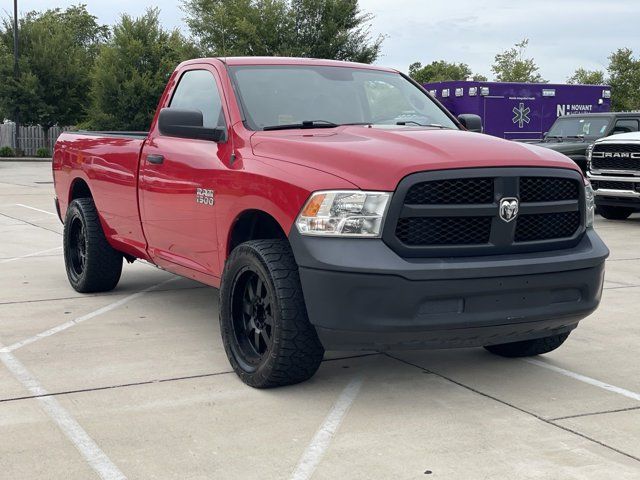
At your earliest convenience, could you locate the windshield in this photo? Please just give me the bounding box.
[229,65,458,131]
[547,116,610,139]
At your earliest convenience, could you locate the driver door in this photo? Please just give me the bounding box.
[139,67,232,279]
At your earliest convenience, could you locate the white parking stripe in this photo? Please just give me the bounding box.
[0,246,62,264]
[1,278,176,354]
[15,203,57,216]
[525,358,640,402]
[0,347,127,480]
[290,376,363,480]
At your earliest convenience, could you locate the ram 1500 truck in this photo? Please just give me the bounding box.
[587,131,640,219]
[533,112,640,173]
[53,57,609,388]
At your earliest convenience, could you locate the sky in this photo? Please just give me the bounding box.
[5,0,640,82]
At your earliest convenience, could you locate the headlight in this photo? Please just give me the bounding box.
[296,190,391,237]
[585,181,595,228]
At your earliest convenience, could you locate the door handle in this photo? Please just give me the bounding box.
[147,154,164,165]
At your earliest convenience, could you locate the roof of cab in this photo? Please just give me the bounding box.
[178,56,397,73]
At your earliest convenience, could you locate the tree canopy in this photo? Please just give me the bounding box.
[182,0,383,63]
[491,39,546,83]
[607,48,640,112]
[84,8,198,131]
[567,68,605,85]
[408,60,480,84]
[2,2,639,135]
[0,5,108,130]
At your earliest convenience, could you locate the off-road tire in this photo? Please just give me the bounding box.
[598,205,634,220]
[219,239,324,388]
[63,198,123,293]
[484,331,571,358]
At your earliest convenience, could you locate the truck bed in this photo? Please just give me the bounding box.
[53,131,149,259]
[72,130,148,139]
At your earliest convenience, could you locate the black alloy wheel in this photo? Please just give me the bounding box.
[63,198,123,293]
[67,216,87,283]
[219,240,324,388]
[231,269,274,368]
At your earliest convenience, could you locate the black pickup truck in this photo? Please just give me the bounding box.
[533,113,640,172]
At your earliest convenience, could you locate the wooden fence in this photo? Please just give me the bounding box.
[0,122,72,157]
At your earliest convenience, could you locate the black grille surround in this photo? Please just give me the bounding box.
[591,143,640,171]
[382,168,586,258]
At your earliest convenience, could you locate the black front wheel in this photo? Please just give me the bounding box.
[219,240,324,388]
[63,198,123,293]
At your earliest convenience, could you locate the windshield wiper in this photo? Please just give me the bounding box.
[396,121,450,129]
[263,120,339,131]
[566,135,585,140]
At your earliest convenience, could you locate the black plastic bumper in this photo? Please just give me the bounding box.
[290,229,608,350]
[595,196,640,210]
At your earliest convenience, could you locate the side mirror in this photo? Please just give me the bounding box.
[158,108,225,142]
[457,114,483,133]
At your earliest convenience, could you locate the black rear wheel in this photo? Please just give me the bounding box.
[63,198,123,293]
[220,239,324,388]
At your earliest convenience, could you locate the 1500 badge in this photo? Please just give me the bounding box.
[196,188,215,206]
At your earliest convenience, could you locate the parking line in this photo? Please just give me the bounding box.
[15,203,57,216]
[0,346,127,480]
[290,376,363,480]
[0,246,62,264]
[1,277,176,354]
[525,358,640,402]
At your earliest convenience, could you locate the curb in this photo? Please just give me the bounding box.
[0,157,52,162]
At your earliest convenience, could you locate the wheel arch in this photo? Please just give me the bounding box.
[68,177,93,203]
[226,209,288,255]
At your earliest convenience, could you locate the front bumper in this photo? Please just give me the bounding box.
[588,173,640,209]
[290,229,608,350]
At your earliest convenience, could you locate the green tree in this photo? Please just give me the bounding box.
[567,68,605,85]
[182,0,383,63]
[85,8,198,131]
[0,6,108,141]
[491,39,546,83]
[607,48,640,112]
[408,60,476,83]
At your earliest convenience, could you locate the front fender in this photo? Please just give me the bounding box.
[216,155,358,259]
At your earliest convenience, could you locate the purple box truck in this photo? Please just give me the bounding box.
[424,81,611,141]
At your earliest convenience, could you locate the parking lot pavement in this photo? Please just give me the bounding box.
[1,161,639,479]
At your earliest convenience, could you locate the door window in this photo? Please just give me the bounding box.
[169,70,225,128]
[613,119,639,134]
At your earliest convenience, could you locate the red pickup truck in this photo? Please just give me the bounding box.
[53,57,608,388]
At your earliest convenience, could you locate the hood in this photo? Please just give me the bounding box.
[532,140,588,155]
[251,126,581,191]
[597,131,640,143]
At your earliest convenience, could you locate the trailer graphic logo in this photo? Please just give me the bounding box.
[512,103,531,128]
